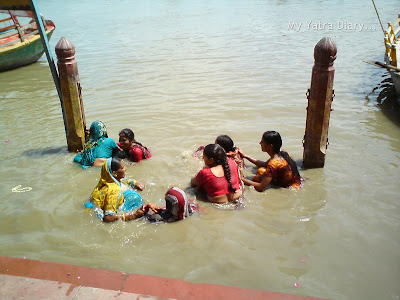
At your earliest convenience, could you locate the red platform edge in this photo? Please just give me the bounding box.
[0,256,326,300]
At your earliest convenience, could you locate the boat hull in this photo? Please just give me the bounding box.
[0,27,55,72]
[389,70,400,95]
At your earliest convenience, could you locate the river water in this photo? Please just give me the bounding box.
[1,1,399,299]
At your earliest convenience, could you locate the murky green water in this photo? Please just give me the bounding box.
[1,1,399,299]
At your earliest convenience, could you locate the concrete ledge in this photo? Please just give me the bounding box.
[0,256,326,299]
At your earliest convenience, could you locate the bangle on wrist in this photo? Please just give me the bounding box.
[122,213,125,221]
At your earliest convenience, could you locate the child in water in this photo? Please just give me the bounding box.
[214,135,246,173]
[146,187,198,223]
[193,135,245,172]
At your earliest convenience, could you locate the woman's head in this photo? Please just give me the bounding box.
[261,131,301,178]
[261,131,282,153]
[110,158,126,181]
[203,144,227,167]
[215,135,235,153]
[89,121,108,141]
[119,128,135,151]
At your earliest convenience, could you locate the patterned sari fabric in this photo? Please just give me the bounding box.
[253,158,302,189]
[74,121,118,168]
[226,148,246,172]
[88,158,142,220]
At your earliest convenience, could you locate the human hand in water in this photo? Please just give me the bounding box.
[135,182,145,191]
[133,208,145,218]
[146,203,161,213]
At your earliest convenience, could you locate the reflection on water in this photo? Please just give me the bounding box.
[1,1,400,299]
[366,73,400,127]
[21,146,68,157]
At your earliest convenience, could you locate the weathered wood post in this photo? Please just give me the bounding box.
[303,37,337,168]
[55,37,86,152]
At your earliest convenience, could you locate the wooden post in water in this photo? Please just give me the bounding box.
[55,37,86,152]
[303,37,337,168]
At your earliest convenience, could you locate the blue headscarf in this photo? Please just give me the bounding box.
[74,121,108,167]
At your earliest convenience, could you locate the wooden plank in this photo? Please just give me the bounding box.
[363,60,400,72]
[0,17,13,23]
[390,16,400,28]
[0,28,18,38]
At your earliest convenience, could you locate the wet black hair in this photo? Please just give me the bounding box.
[113,150,127,159]
[262,131,301,178]
[110,157,123,172]
[203,144,236,193]
[215,135,235,152]
[119,128,147,149]
[119,128,135,141]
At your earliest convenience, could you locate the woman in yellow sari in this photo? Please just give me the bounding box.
[90,157,159,222]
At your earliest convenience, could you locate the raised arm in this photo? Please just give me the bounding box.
[238,149,268,168]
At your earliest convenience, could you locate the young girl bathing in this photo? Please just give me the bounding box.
[193,134,245,172]
[215,134,246,173]
[146,187,198,223]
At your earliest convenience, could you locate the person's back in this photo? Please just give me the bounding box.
[197,159,240,196]
[74,121,119,168]
[191,144,242,203]
[95,137,119,159]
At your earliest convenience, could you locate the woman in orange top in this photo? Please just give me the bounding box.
[239,131,302,192]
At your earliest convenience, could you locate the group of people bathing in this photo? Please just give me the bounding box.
[76,121,302,224]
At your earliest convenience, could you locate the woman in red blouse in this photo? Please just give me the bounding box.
[191,144,242,203]
[117,128,152,162]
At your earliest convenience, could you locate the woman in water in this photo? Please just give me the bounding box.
[74,121,120,168]
[191,144,242,203]
[239,131,302,192]
[117,128,152,162]
[89,158,160,222]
